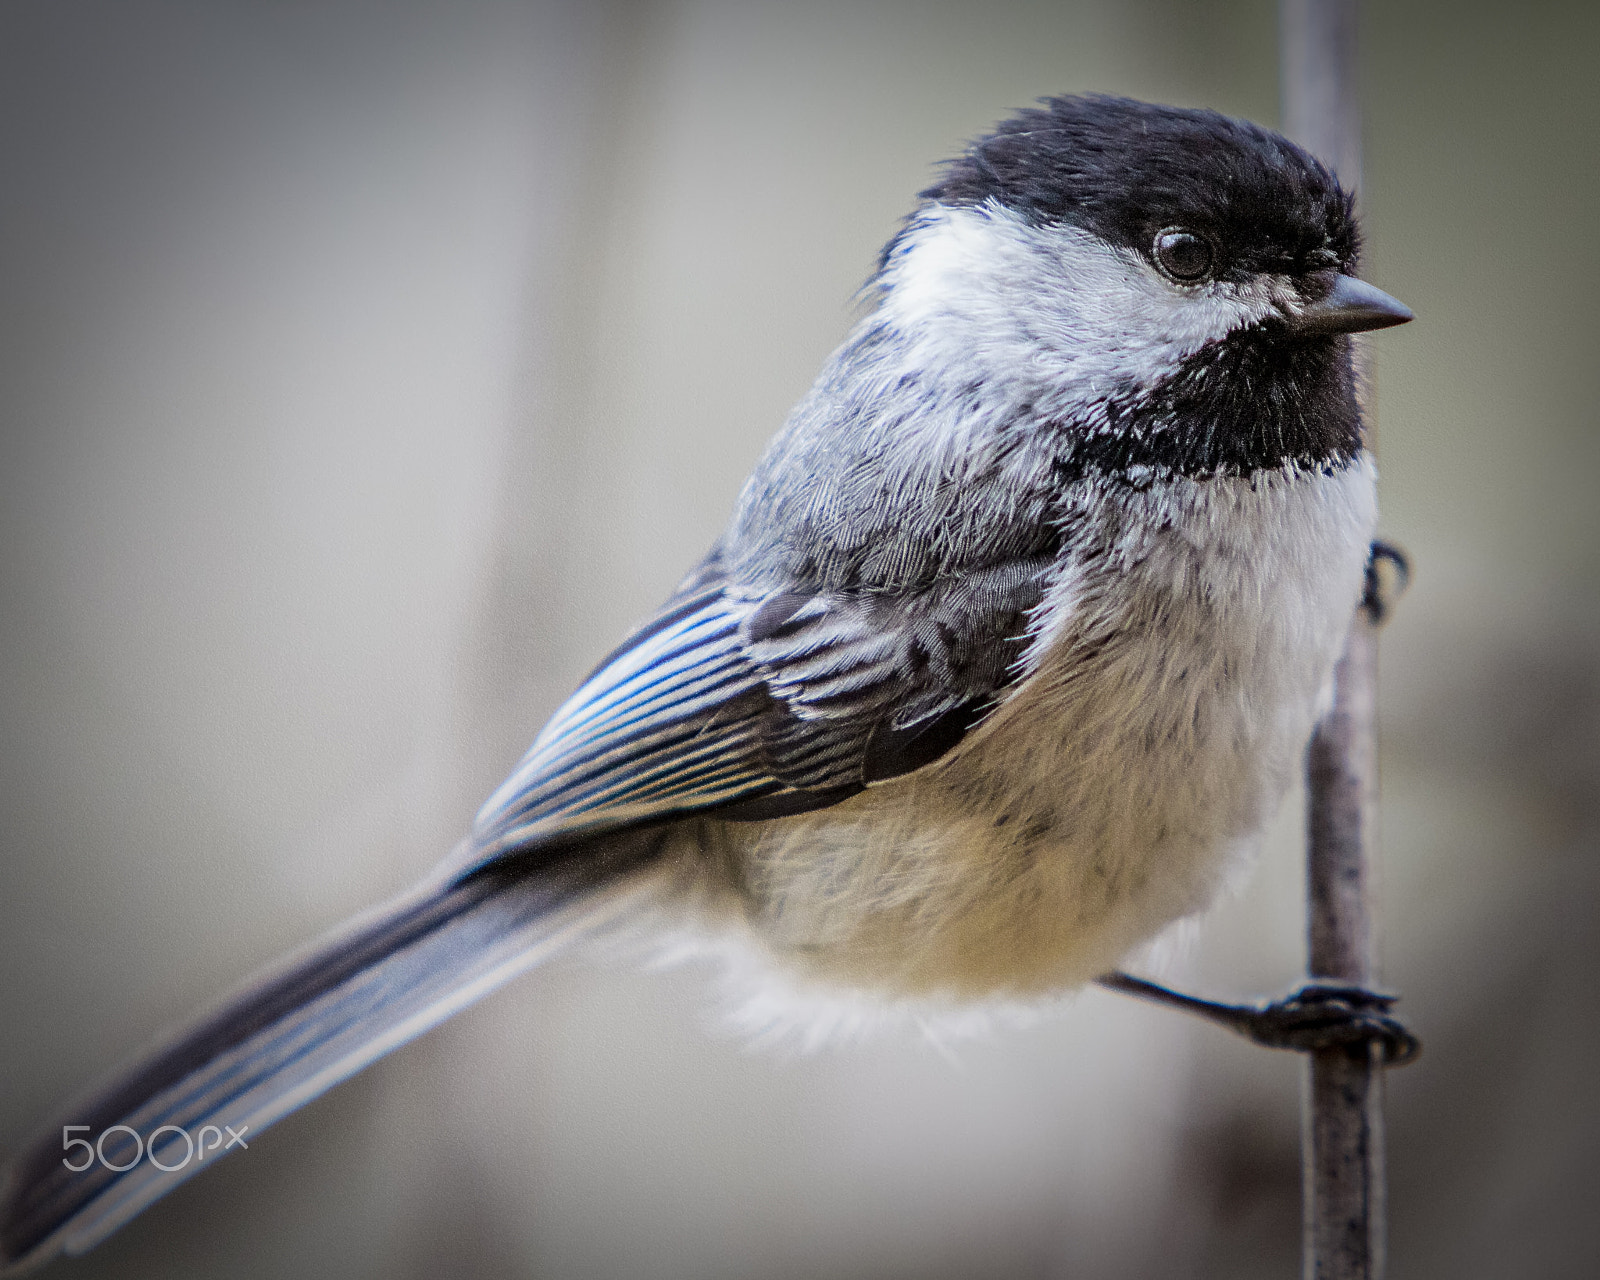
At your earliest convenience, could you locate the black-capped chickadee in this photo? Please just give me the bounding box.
[1,94,1412,1271]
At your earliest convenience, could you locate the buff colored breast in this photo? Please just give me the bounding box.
[698,459,1377,1004]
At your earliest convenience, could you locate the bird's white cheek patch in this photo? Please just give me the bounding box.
[878,205,1270,402]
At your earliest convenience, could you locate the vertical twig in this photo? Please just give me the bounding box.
[1304,626,1386,1280]
[1281,3,1388,1278]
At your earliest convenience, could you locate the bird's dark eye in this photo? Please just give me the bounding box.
[1153,229,1214,282]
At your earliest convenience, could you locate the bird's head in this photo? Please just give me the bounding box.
[871,95,1412,479]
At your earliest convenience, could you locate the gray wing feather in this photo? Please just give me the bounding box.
[469,591,783,858]
[468,325,1079,865]
[467,549,1058,866]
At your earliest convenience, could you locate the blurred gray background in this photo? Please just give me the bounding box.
[1,1,1596,1276]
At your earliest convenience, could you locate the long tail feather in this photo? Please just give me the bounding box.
[0,833,661,1273]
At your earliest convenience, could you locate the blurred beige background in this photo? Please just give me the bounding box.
[1,1,1596,1277]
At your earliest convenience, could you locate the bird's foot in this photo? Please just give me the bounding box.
[1362,539,1410,625]
[1096,972,1421,1067]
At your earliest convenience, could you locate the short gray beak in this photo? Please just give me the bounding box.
[1290,274,1414,335]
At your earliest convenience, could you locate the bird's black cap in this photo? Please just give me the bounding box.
[911,95,1358,280]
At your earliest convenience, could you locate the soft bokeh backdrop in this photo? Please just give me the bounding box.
[2,1,1595,1277]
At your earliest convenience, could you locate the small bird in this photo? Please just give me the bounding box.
[0,94,1412,1271]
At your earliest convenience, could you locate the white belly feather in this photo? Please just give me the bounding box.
[676,459,1377,1014]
